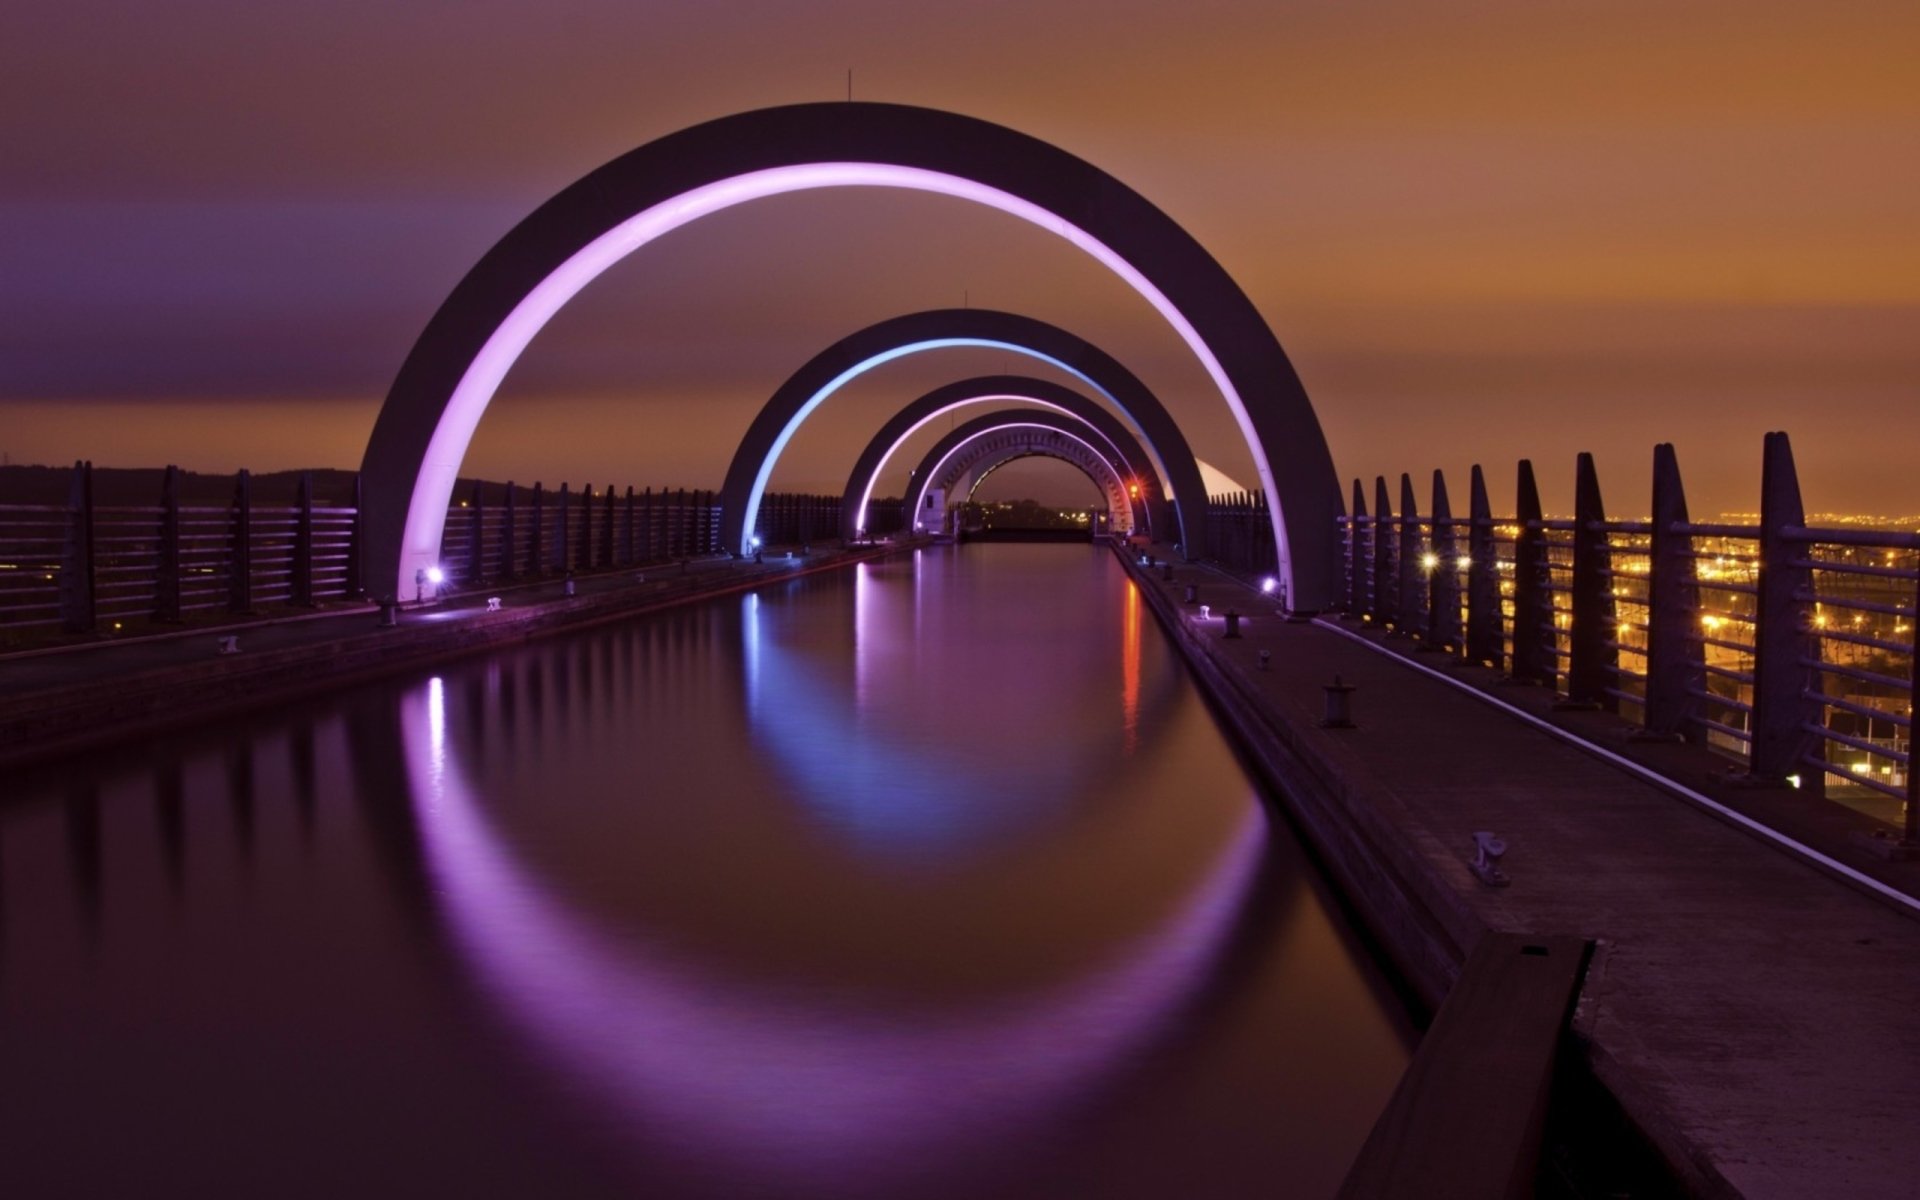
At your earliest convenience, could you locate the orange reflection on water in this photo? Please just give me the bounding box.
[1122,579,1141,755]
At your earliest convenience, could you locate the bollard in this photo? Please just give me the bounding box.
[1469,831,1510,887]
[563,573,577,598]
[1200,603,1211,620]
[215,635,240,656]
[486,596,502,612]
[378,597,398,628]
[754,550,763,564]
[1258,649,1272,670]
[1183,583,1197,604]
[1224,609,1242,638]
[1321,675,1356,728]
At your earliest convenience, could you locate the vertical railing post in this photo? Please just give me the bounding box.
[1427,470,1460,653]
[1567,453,1617,708]
[576,484,593,572]
[529,482,544,575]
[154,464,182,623]
[229,468,254,615]
[1749,431,1820,783]
[1347,479,1369,617]
[1398,474,1423,639]
[60,459,97,634]
[467,480,484,585]
[1373,477,1395,628]
[1643,444,1703,741]
[623,486,636,566]
[1512,460,1552,685]
[1466,465,1500,666]
[555,482,571,575]
[1901,569,1920,849]
[500,482,518,581]
[293,471,316,607]
[345,473,364,600]
[602,484,616,566]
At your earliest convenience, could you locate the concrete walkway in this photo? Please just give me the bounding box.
[1123,545,1920,1198]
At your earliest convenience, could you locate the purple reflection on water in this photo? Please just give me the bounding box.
[404,672,1266,1187]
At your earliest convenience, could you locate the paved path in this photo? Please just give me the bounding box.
[1125,545,1920,1198]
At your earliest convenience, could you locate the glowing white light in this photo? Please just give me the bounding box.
[425,565,445,585]
[395,162,1282,589]
[1261,577,1278,594]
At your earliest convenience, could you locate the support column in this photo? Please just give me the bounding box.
[1643,444,1703,741]
[1398,474,1423,639]
[466,480,485,585]
[154,464,182,623]
[345,473,364,599]
[500,483,518,581]
[623,486,636,566]
[1512,460,1552,685]
[1348,479,1369,617]
[1749,431,1820,782]
[529,483,544,576]
[229,468,254,615]
[293,471,317,606]
[1427,470,1460,653]
[601,484,616,566]
[60,460,96,634]
[1567,452,1617,708]
[1465,465,1500,666]
[1373,477,1395,628]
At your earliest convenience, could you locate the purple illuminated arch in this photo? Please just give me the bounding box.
[839,375,1173,540]
[358,103,1341,605]
[718,308,1213,557]
[900,413,1134,533]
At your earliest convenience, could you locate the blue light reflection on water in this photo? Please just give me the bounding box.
[0,543,1413,1199]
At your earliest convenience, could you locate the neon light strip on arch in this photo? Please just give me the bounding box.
[852,393,1139,537]
[908,422,1129,521]
[399,163,1271,589]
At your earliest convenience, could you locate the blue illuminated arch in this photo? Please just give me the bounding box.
[718,310,1211,556]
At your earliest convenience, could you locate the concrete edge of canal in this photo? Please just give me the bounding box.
[0,542,909,774]
[1110,540,1734,1199]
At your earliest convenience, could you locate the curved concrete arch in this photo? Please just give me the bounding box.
[357,102,1339,606]
[838,375,1175,541]
[719,309,1213,557]
[901,413,1132,534]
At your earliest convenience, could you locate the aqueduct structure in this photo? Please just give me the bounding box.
[358,101,1341,606]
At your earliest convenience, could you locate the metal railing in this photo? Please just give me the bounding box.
[1,462,850,640]
[1338,433,1917,849]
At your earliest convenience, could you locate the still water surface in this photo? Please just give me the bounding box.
[2,544,1411,1197]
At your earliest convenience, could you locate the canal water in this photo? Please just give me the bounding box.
[1,544,1412,1197]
